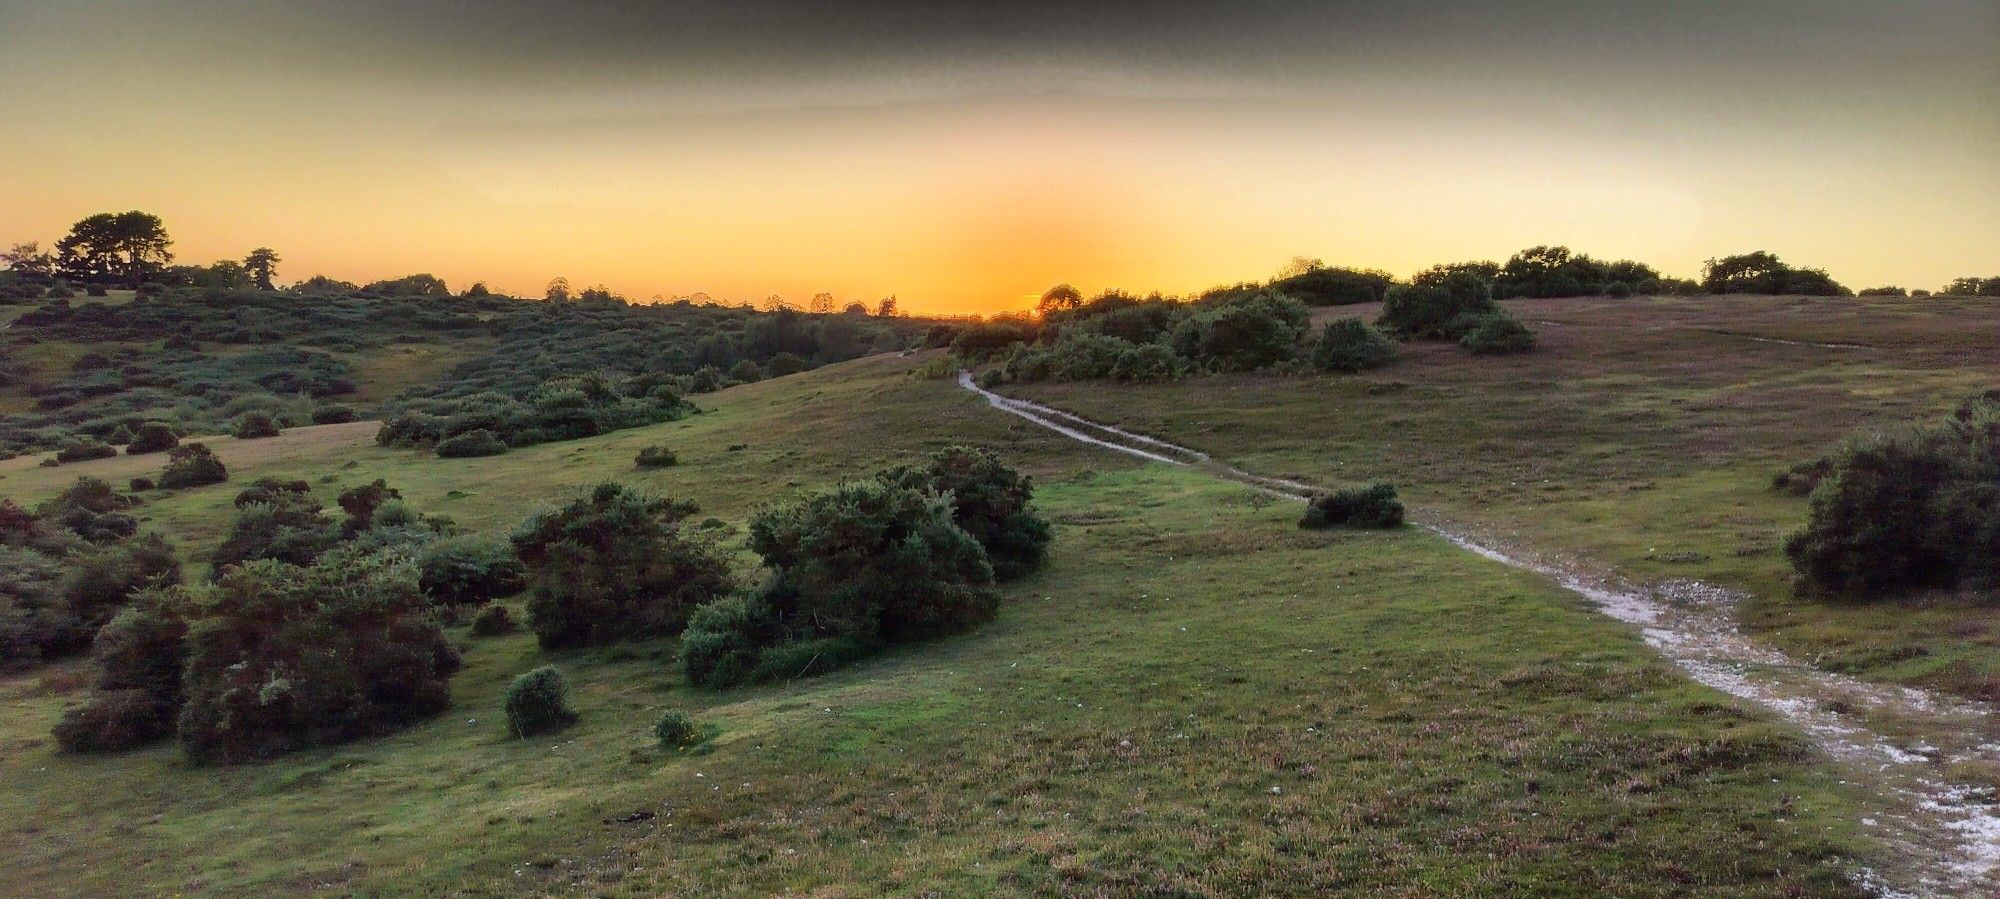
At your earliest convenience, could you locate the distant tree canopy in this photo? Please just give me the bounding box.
[54,212,174,284]
[361,274,450,296]
[1269,266,1395,306]
[1492,245,1661,299]
[1942,276,2000,297]
[1036,284,1084,317]
[1700,252,1849,296]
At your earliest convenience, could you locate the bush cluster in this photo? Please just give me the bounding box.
[1785,394,2000,595]
[434,428,508,458]
[1299,484,1406,529]
[635,445,678,468]
[158,442,227,489]
[512,484,733,649]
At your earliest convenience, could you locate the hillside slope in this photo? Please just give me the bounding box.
[0,353,1868,896]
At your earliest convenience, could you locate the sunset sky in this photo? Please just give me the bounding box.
[1,0,1994,314]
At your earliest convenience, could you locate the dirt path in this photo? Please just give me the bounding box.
[961,371,2000,898]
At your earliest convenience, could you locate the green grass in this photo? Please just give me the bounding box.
[0,353,1867,895]
[1002,293,2000,701]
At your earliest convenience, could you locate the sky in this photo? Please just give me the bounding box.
[0,1,1994,314]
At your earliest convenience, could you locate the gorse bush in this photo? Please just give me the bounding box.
[635,445,678,468]
[469,604,517,636]
[1785,394,2000,595]
[177,554,461,763]
[1771,457,1833,497]
[1377,274,1496,339]
[685,478,998,688]
[124,421,179,455]
[504,666,578,738]
[434,428,508,458]
[1457,313,1537,354]
[211,492,340,573]
[36,476,138,544]
[654,710,702,748]
[417,536,525,607]
[512,484,732,649]
[55,438,117,463]
[1312,318,1395,373]
[310,404,358,424]
[157,442,227,488]
[54,598,188,753]
[1169,292,1310,372]
[1701,251,1850,296]
[879,445,1053,581]
[233,477,311,508]
[1299,484,1406,529]
[231,411,281,439]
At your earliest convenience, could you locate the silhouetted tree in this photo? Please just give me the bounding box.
[1036,284,1083,317]
[545,277,571,303]
[2,241,53,279]
[242,248,280,291]
[874,296,898,317]
[809,292,835,313]
[54,211,173,284]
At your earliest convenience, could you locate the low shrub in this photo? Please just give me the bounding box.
[469,604,517,636]
[53,601,187,753]
[231,411,281,439]
[1785,395,2000,594]
[1604,281,1633,298]
[418,536,525,607]
[1771,457,1833,497]
[54,688,179,753]
[513,484,732,649]
[879,445,1053,581]
[210,492,339,572]
[1377,274,1496,339]
[435,429,508,458]
[177,555,461,763]
[977,368,1004,389]
[1458,313,1537,354]
[1170,292,1310,371]
[125,422,179,455]
[1312,318,1395,373]
[157,443,227,489]
[55,439,117,464]
[1299,484,1406,529]
[653,710,701,748]
[36,477,138,543]
[504,666,578,738]
[635,445,678,468]
[310,404,358,424]
[128,477,154,492]
[1110,343,1182,382]
[233,477,311,508]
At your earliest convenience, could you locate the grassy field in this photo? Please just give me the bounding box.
[0,354,1869,896]
[1004,293,2000,702]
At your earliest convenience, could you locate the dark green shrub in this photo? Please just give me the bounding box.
[1299,484,1405,529]
[470,604,517,636]
[37,477,138,543]
[1377,274,1497,339]
[635,445,678,468]
[418,536,525,607]
[679,595,784,688]
[125,421,179,455]
[336,479,401,532]
[158,443,227,489]
[1771,457,1833,497]
[512,484,732,649]
[1110,343,1182,382]
[435,428,508,458]
[1312,318,1395,373]
[504,666,577,738]
[376,411,444,447]
[128,477,154,492]
[1169,292,1309,371]
[311,404,358,424]
[233,477,311,508]
[653,710,701,748]
[211,493,340,572]
[231,411,281,439]
[1701,251,1850,296]
[1458,313,1537,354]
[59,534,182,631]
[1604,281,1633,298]
[977,368,1003,389]
[879,445,1053,581]
[1785,396,2000,594]
[54,688,179,753]
[1269,267,1394,306]
[177,555,460,763]
[54,600,187,753]
[728,359,765,383]
[55,439,117,464]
